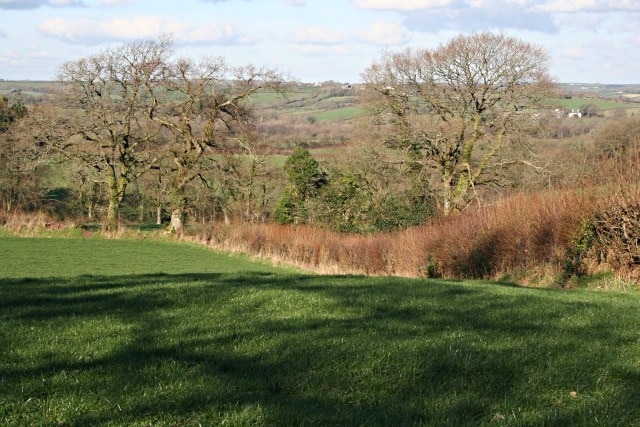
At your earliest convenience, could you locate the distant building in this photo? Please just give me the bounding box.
[554,108,582,118]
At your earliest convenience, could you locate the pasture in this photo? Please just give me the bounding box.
[1,237,640,425]
[551,97,637,111]
[251,86,364,124]
[312,106,365,122]
[0,81,55,101]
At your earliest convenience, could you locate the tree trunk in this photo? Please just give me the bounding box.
[442,171,454,216]
[169,187,186,232]
[87,201,94,220]
[170,208,183,232]
[104,170,127,232]
[138,199,145,223]
[105,195,119,232]
[156,205,162,225]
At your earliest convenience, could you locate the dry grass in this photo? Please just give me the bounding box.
[188,151,640,288]
[0,211,53,236]
[188,189,597,285]
[4,183,637,289]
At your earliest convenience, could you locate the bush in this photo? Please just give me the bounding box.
[274,188,296,225]
[589,190,640,278]
[191,190,596,284]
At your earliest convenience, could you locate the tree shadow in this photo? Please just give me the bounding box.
[2,273,640,425]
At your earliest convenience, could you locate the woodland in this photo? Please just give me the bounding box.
[2,32,640,287]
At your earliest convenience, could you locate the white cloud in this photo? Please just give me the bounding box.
[96,0,136,6]
[527,0,640,13]
[614,14,640,32]
[286,0,305,5]
[28,48,56,59]
[292,25,343,44]
[1,49,22,59]
[562,46,586,58]
[39,15,255,45]
[528,0,598,13]
[0,49,27,69]
[601,0,640,10]
[354,0,452,10]
[402,1,558,33]
[293,44,351,57]
[0,47,56,64]
[0,28,6,37]
[0,0,85,8]
[554,11,607,30]
[0,0,45,9]
[49,0,84,6]
[354,21,410,45]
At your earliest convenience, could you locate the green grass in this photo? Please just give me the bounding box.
[0,81,54,100]
[0,237,287,277]
[264,154,289,168]
[550,97,636,111]
[317,95,353,105]
[313,106,365,122]
[1,237,640,425]
[249,90,291,106]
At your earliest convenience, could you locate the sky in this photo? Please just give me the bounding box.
[0,0,639,84]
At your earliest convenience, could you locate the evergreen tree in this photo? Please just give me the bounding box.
[275,147,326,224]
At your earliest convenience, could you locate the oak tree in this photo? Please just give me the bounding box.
[56,38,172,230]
[151,57,287,230]
[0,95,38,213]
[362,32,555,214]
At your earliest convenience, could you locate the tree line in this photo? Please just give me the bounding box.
[5,32,624,233]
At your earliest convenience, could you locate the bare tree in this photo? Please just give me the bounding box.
[51,35,288,231]
[56,37,172,230]
[151,57,288,231]
[362,32,555,214]
[0,98,47,213]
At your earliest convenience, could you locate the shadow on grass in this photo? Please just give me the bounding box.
[1,273,640,425]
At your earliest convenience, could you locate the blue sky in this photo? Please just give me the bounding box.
[1,0,639,83]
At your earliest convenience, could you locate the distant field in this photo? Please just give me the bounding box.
[249,89,293,106]
[265,154,288,167]
[0,81,54,96]
[250,86,363,125]
[2,237,640,425]
[317,95,354,105]
[313,106,365,122]
[551,97,637,110]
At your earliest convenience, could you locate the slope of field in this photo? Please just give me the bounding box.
[0,237,289,277]
[551,97,638,111]
[251,86,364,122]
[1,237,639,425]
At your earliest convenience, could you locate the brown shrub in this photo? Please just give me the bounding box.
[189,189,598,285]
[1,211,52,235]
[7,189,631,287]
[589,189,640,279]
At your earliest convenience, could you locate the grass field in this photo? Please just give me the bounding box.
[1,237,640,425]
[550,97,637,111]
[0,237,288,277]
[313,106,365,122]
